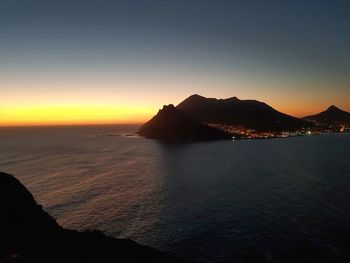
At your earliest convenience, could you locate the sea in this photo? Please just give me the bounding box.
[1,125,350,262]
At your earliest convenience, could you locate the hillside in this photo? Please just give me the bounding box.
[177,94,310,131]
[303,105,350,124]
[138,104,232,141]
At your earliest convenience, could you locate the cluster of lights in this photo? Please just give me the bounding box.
[207,122,349,140]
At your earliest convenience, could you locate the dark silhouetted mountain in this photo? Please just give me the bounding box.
[0,172,191,263]
[138,104,232,141]
[177,94,310,131]
[303,105,350,124]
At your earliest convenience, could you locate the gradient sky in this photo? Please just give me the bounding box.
[1,0,350,125]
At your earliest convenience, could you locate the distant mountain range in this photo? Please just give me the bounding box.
[138,104,232,141]
[138,94,349,141]
[177,94,310,131]
[303,105,350,125]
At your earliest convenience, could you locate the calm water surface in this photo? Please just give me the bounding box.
[1,125,350,262]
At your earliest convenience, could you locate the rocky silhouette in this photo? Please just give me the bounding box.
[303,105,350,124]
[2,172,350,263]
[138,104,232,141]
[0,172,191,263]
[177,94,311,131]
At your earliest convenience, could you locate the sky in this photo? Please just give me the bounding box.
[1,0,350,125]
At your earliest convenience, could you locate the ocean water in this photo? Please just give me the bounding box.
[1,125,350,262]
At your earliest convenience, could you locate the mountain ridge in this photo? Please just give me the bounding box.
[303,105,350,124]
[177,94,310,131]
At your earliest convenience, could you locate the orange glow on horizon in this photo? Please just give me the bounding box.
[2,66,349,126]
[0,104,156,126]
[1,95,349,126]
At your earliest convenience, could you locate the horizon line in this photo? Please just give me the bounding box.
[0,122,144,128]
[1,94,349,127]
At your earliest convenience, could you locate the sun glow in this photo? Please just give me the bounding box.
[0,104,155,126]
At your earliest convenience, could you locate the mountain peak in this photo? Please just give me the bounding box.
[327,105,340,111]
[187,94,206,100]
[139,104,231,140]
[304,105,350,124]
[186,94,240,102]
[161,104,175,111]
[226,96,240,101]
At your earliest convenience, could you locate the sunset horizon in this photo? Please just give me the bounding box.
[2,93,350,126]
[1,1,350,262]
[1,1,350,127]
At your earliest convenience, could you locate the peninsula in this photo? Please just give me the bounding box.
[138,95,350,140]
[138,104,232,141]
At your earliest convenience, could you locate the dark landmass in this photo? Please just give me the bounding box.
[0,172,191,263]
[303,105,350,125]
[138,95,350,140]
[138,104,232,141]
[2,172,350,263]
[177,94,311,132]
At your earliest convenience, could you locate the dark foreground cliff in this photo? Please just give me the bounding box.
[2,171,350,263]
[0,172,191,263]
